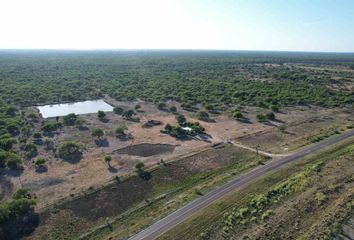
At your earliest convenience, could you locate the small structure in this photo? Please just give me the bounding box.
[182,127,192,132]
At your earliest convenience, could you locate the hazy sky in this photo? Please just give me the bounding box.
[1,0,354,52]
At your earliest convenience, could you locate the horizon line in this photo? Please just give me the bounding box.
[0,48,354,54]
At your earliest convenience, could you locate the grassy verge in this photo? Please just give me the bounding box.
[160,137,354,240]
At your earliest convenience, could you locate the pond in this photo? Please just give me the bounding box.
[37,100,113,118]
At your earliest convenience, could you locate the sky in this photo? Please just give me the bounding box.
[0,0,354,52]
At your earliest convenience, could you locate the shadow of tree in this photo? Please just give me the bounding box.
[0,212,40,240]
[61,152,83,164]
[95,139,110,147]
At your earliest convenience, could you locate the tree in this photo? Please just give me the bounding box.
[44,138,54,150]
[157,102,166,110]
[32,132,42,139]
[197,111,209,121]
[0,151,7,168]
[6,124,20,136]
[205,104,214,111]
[115,125,127,137]
[175,114,186,126]
[164,124,172,132]
[42,122,62,133]
[104,155,112,166]
[35,158,46,166]
[169,105,177,113]
[257,114,267,122]
[270,105,279,112]
[0,138,17,151]
[58,141,81,158]
[266,112,276,121]
[63,113,77,125]
[23,143,38,157]
[6,153,22,169]
[135,161,151,180]
[97,111,106,120]
[278,125,286,132]
[5,106,17,117]
[92,128,104,139]
[27,112,38,120]
[122,109,134,120]
[113,106,124,115]
[75,119,86,130]
[0,188,36,225]
[233,111,243,119]
[134,104,141,110]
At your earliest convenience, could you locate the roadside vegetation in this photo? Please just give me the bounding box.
[161,140,354,240]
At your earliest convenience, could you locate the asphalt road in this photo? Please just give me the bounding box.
[128,130,354,240]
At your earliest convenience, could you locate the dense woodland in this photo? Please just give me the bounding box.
[0,50,353,109]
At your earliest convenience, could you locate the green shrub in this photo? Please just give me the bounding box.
[6,153,22,169]
[97,110,106,119]
[58,141,81,158]
[63,113,77,125]
[113,107,124,115]
[35,158,46,166]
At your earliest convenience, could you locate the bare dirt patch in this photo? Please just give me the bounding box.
[113,143,177,157]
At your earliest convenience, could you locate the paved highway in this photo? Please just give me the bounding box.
[128,130,354,240]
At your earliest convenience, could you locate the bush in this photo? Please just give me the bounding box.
[0,151,8,167]
[6,124,20,136]
[104,155,112,165]
[92,128,104,139]
[58,141,81,158]
[0,188,35,225]
[115,125,127,136]
[197,111,209,121]
[97,110,106,119]
[0,138,17,151]
[157,102,166,110]
[257,112,275,122]
[63,113,77,125]
[134,104,141,110]
[169,106,177,113]
[175,114,186,126]
[113,107,124,115]
[122,109,135,120]
[41,122,62,133]
[23,143,37,153]
[6,153,22,169]
[75,119,86,129]
[32,132,42,139]
[205,104,214,111]
[315,192,327,205]
[135,161,151,180]
[270,105,279,112]
[35,158,46,166]
[266,112,275,121]
[233,111,243,119]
